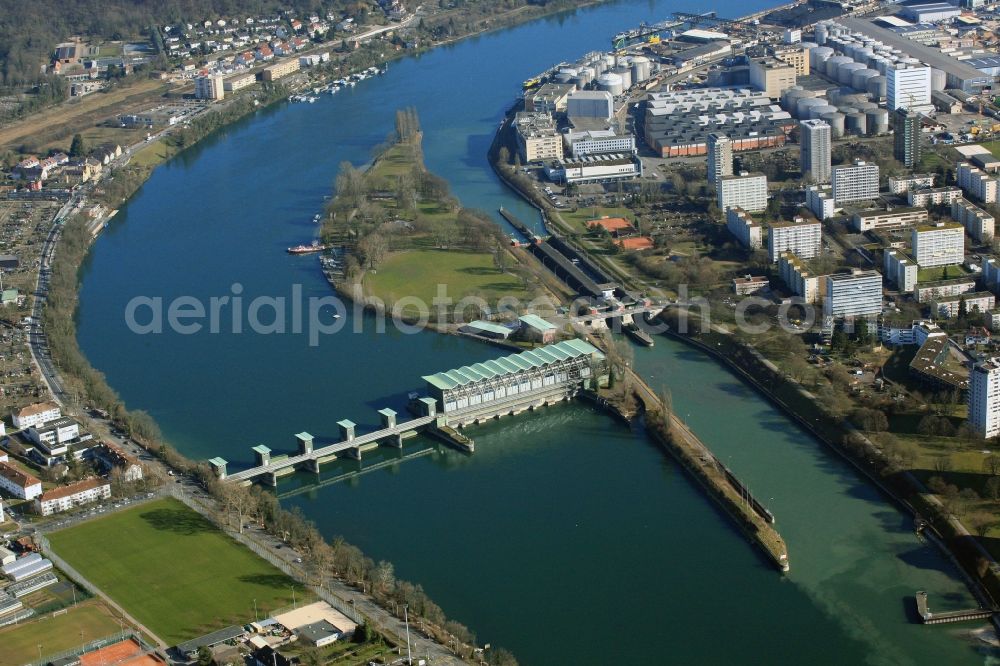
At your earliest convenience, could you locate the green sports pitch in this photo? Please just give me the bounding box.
[47,498,303,645]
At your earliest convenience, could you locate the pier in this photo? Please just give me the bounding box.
[915,591,994,625]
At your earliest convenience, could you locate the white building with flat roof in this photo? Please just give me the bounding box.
[718,172,767,212]
[912,222,964,268]
[884,249,918,293]
[832,160,879,204]
[806,185,836,220]
[768,216,822,263]
[726,207,762,249]
[952,198,995,242]
[564,130,635,158]
[800,119,831,184]
[887,65,931,112]
[778,252,821,303]
[970,357,1000,438]
[566,90,614,119]
[824,270,883,319]
[707,133,733,185]
[957,162,998,204]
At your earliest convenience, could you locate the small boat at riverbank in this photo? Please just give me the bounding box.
[287,242,327,254]
[625,324,654,347]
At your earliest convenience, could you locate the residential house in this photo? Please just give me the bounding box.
[0,461,42,500]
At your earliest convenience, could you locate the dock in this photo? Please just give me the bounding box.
[915,591,993,625]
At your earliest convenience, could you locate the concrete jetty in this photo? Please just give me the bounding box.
[915,591,993,625]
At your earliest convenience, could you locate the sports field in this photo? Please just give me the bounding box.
[47,498,302,645]
[0,601,122,666]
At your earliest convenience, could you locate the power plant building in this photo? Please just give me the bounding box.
[422,339,608,418]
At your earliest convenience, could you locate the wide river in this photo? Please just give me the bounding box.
[77,0,994,662]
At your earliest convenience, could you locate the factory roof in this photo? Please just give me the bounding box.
[964,56,1000,70]
[422,339,604,391]
[837,17,990,84]
[679,28,730,41]
[518,314,557,331]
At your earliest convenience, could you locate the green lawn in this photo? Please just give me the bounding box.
[0,601,122,666]
[366,249,529,310]
[917,264,971,282]
[47,498,302,645]
[130,139,176,169]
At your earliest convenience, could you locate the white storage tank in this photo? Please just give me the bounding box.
[867,75,887,101]
[612,66,632,89]
[866,108,889,135]
[797,96,826,119]
[555,68,578,84]
[631,56,651,83]
[846,112,867,136]
[839,62,866,85]
[820,111,846,138]
[816,23,829,44]
[826,55,853,78]
[810,46,835,69]
[603,54,616,68]
[783,88,811,114]
[852,68,880,92]
[596,72,623,96]
[810,104,838,119]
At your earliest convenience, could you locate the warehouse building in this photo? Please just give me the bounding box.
[566,90,614,120]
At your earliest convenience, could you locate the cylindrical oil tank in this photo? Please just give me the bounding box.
[902,57,920,66]
[603,54,616,68]
[815,24,829,44]
[631,56,651,83]
[596,73,623,96]
[866,108,889,135]
[826,55,853,78]
[855,101,878,113]
[846,112,867,136]
[797,97,826,119]
[800,41,818,51]
[867,75,887,100]
[852,68,879,92]
[810,104,838,119]
[589,58,606,75]
[839,62,866,85]
[931,68,946,91]
[820,111,846,138]
[555,67,578,84]
[783,89,810,113]
[810,46,834,69]
[612,66,632,89]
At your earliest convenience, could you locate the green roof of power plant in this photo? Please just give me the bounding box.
[422,339,604,391]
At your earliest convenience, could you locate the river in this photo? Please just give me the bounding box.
[76,0,993,663]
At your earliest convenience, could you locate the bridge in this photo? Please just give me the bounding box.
[214,401,447,486]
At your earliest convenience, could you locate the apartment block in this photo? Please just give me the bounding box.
[957,162,998,204]
[952,198,995,242]
[970,357,1000,438]
[850,206,927,232]
[888,174,935,194]
[911,222,964,268]
[718,172,767,213]
[908,187,962,207]
[883,249,918,293]
[725,207,762,249]
[832,160,879,204]
[768,216,822,263]
[935,291,995,318]
[806,185,836,220]
[824,270,883,319]
[514,112,563,163]
[800,120,831,184]
[707,133,733,185]
[195,74,225,100]
[915,278,976,303]
[778,252,820,303]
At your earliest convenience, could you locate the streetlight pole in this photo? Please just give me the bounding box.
[403,604,412,666]
[253,598,259,622]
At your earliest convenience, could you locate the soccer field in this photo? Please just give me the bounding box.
[47,498,302,645]
[0,601,122,666]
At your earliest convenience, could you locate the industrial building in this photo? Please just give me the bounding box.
[832,160,879,204]
[514,112,563,163]
[726,207,762,249]
[912,222,965,268]
[768,216,822,263]
[800,119,831,184]
[833,18,993,92]
[970,357,1000,438]
[824,270,883,319]
[770,45,810,75]
[749,58,797,99]
[547,152,642,184]
[564,130,635,158]
[526,83,575,113]
[643,88,793,158]
[566,90,614,120]
[718,172,768,213]
[900,2,962,23]
[421,339,608,417]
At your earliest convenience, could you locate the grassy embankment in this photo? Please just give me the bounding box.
[48,498,304,645]
[323,115,539,317]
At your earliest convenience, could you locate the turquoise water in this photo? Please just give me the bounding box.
[75,0,992,662]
